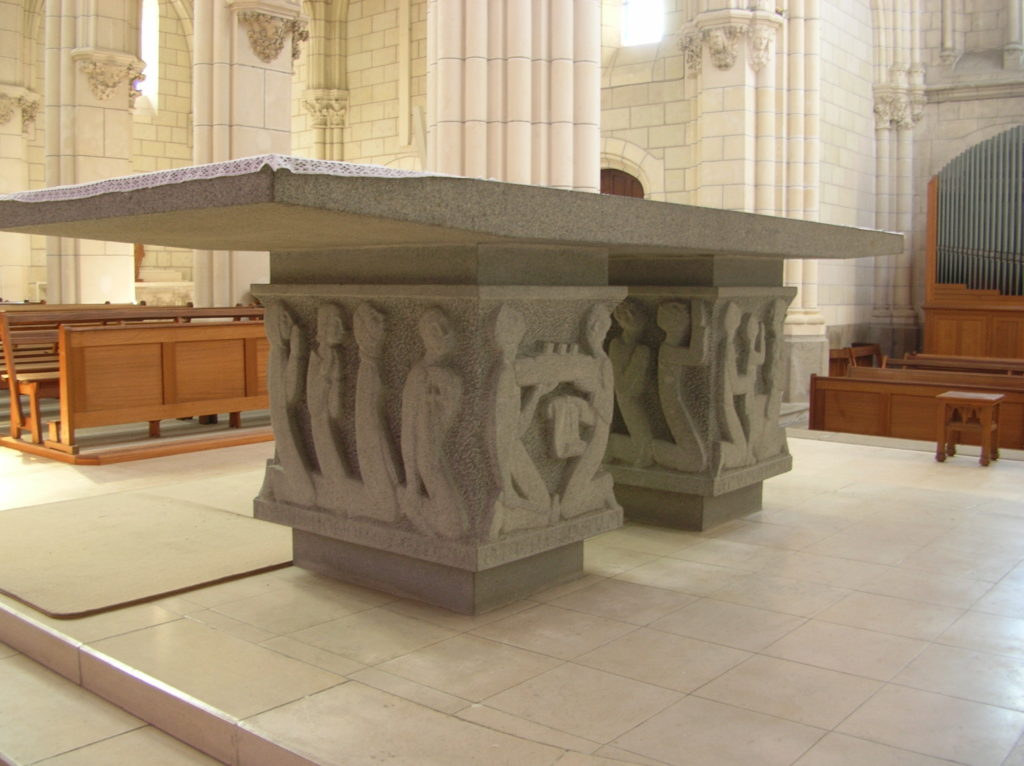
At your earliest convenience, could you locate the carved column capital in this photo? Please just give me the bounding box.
[680,31,703,77]
[235,9,308,63]
[17,94,41,133]
[71,48,145,104]
[303,89,348,128]
[702,25,745,70]
[747,22,776,73]
[874,85,923,130]
[0,94,15,126]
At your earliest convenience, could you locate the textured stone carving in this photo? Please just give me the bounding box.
[304,90,348,128]
[751,298,788,461]
[717,302,765,472]
[607,301,655,468]
[264,302,317,505]
[748,23,775,72]
[653,300,710,473]
[353,302,401,522]
[681,32,703,77]
[0,94,14,126]
[703,25,744,70]
[238,11,306,63]
[399,307,469,539]
[18,95,40,133]
[78,57,144,102]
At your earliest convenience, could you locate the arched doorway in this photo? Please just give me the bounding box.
[600,168,645,198]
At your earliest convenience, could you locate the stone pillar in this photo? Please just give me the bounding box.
[426,0,599,191]
[43,0,142,303]
[302,0,347,161]
[1005,0,1023,70]
[603,285,795,530]
[192,0,306,306]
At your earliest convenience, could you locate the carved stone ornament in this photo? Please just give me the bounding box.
[703,25,745,70]
[77,56,145,103]
[237,11,307,63]
[874,88,914,130]
[680,31,703,78]
[0,94,14,126]
[18,95,41,133]
[304,90,348,128]
[748,23,775,73]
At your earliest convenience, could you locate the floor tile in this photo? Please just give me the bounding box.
[471,604,637,660]
[0,654,143,764]
[347,667,469,714]
[816,591,963,640]
[376,634,562,702]
[793,732,969,766]
[456,704,602,753]
[757,551,889,589]
[693,654,880,729]
[382,596,535,631]
[707,520,831,550]
[893,643,1024,710]
[30,726,223,766]
[650,598,805,651]
[574,627,749,693]
[610,696,825,766]
[484,662,681,743]
[592,525,700,556]
[613,557,746,597]
[243,682,563,766]
[972,579,1024,618]
[548,579,696,625]
[938,610,1024,658]
[288,606,456,666]
[209,578,379,634]
[763,620,927,681]
[837,684,1024,766]
[89,618,344,719]
[709,573,850,617]
[584,542,661,577]
[666,539,782,571]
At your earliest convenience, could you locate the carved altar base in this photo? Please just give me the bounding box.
[603,287,796,530]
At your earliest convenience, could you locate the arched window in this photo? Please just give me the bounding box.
[601,168,645,198]
[138,0,160,108]
[621,0,664,46]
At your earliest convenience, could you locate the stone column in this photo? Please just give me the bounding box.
[1005,0,1023,70]
[44,0,142,303]
[192,0,306,306]
[426,0,599,191]
[302,0,347,161]
[0,0,41,302]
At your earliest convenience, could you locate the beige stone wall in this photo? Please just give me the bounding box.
[131,0,193,282]
[817,0,877,343]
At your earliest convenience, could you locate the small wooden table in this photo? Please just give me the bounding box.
[935,391,1004,466]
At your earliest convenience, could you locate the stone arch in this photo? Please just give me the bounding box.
[600,138,666,201]
[927,122,1024,179]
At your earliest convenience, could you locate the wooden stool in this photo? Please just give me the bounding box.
[935,391,1004,466]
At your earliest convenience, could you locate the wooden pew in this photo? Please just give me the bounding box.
[809,366,1024,448]
[882,353,1024,376]
[0,305,263,444]
[827,343,882,377]
[44,320,269,454]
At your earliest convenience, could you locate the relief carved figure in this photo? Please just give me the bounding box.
[489,305,556,536]
[752,298,789,461]
[307,304,359,508]
[718,302,766,472]
[353,302,401,522]
[653,300,710,473]
[265,302,316,506]
[606,300,655,468]
[399,308,469,539]
[555,305,620,520]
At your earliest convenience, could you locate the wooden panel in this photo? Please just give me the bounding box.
[822,390,886,435]
[889,394,939,441]
[79,344,164,412]
[992,319,1024,358]
[174,339,246,402]
[927,316,961,355]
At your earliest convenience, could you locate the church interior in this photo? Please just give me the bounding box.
[2,0,1024,764]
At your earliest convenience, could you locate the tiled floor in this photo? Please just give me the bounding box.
[2,432,1024,766]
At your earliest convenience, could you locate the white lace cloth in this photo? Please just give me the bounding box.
[0,155,441,203]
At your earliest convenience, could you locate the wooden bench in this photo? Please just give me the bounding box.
[828,343,882,377]
[42,320,268,455]
[882,353,1024,376]
[809,366,1024,448]
[1,305,263,445]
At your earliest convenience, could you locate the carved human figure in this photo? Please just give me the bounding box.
[307,303,358,509]
[489,304,556,536]
[718,302,766,472]
[352,302,401,522]
[399,307,469,538]
[606,300,655,468]
[555,304,620,519]
[264,302,316,506]
[653,300,710,473]
[752,298,789,461]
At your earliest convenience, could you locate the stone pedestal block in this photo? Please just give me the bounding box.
[602,286,795,530]
[251,283,626,613]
